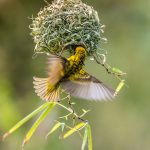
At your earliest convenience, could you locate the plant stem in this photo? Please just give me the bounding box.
[56,102,87,122]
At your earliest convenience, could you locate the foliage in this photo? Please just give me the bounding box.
[3,99,93,150]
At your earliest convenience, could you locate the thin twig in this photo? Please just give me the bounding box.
[56,102,88,123]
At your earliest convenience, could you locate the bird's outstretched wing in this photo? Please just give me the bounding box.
[61,70,115,101]
[33,55,67,102]
[46,55,67,85]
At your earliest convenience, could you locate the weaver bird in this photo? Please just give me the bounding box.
[33,46,115,101]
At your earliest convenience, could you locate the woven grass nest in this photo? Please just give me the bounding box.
[30,0,105,56]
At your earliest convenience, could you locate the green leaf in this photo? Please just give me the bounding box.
[22,103,56,147]
[112,67,126,75]
[87,124,92,150]
[46,122,61,139]
[81,127,88,150]
[62,122,86,139]
[115,80,125,96]
[2,102,51,141]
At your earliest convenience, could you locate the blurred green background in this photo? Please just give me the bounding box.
[0,0,150,150]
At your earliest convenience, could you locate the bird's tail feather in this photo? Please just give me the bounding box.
[33,77,60,102]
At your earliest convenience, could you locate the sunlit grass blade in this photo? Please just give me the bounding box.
[112,67,126,76]
[62,122,86,139]
[87,124,92,150]
[46,122,61,139]
[2,102,51,141]
[22,102,56,147]
[114,80,125,96]
[81,126,88,150]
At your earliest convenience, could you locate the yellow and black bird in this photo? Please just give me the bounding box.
[33,46,115,102]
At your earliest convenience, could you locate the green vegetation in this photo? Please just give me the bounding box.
[3,101,92,150]
[0,0,149,150]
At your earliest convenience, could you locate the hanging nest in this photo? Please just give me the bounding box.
[30,0,105,56]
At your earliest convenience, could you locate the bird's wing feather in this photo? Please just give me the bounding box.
[33,55,67,102]
[46,55,67,85]
[61,70,115,101]
[33,77,60,102]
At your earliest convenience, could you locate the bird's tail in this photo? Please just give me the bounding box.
[33,77,60,102]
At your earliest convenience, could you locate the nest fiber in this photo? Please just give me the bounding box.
[30,0,104,56]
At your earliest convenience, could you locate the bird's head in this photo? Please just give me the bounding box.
[75,46,86,55]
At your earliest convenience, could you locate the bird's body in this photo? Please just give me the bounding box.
[63,46,86,78]
[33,46,115,102]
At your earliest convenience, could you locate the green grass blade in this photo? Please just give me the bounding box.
[114,80,125,96]
[63,122,86,139]
[87,124,92,150]
[46,122,61,139]
[112,67,126,76]
[2,102,51,141]
[22,102,56,147]
[81,126,88,150]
